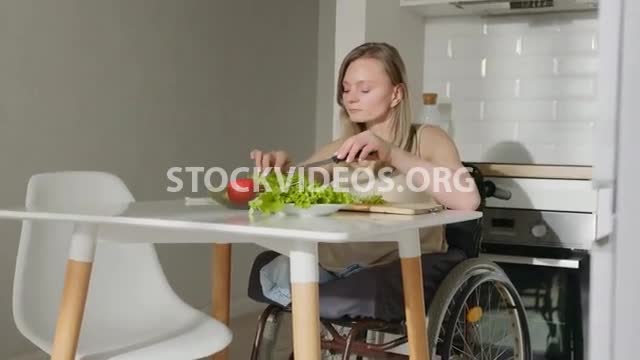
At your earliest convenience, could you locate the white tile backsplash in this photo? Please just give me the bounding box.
[527,144,593,165]
[452,121,519,144]
[424,13,598,165]
[424,37,451,59]
[448,35,523,58]
[457,142,593,165]
[518,121,593,145]
[519,77,597,98]
[448,79,517,101]
[557,100,598,122]
[486,56,555,78]
[522,32,597,56]
[456,143,485,162]
[483,100,555,122]
[451,101,483,122]
[425,58,484,79]
[556,56,599,76]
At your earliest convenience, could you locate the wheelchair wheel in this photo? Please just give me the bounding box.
[250,305,286,360]
[427,258,531,360]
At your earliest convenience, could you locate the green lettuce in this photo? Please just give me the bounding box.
[248,170,384,215]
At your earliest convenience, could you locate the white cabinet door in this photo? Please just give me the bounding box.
[590,0,640,359]
[608,0,640,357]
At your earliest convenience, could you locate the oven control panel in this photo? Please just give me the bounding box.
[482,207,596,250]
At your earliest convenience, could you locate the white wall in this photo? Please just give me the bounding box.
[423,12,598,165]
[0,0,318,357]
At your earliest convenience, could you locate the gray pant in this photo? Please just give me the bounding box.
[248,248,466,321]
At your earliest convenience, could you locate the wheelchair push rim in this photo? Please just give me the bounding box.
[441,272,530,360]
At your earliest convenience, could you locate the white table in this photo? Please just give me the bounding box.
[0,199,482,360]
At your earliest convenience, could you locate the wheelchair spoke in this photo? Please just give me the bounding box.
[452,343,477,359]
[492,341,513,360]
[454,316,473,356]
[476,287,493,360]
[483,283,495,360]
[439,299,454,346]
[488,330,512,359]
[446,279,525,360]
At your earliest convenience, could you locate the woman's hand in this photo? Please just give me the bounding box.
[250,149,292,170]
[334,130,394,164]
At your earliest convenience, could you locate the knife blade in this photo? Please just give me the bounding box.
[300,150,378,168]
[300,154,341,168]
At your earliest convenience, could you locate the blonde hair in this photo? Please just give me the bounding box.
[336,42,415,152]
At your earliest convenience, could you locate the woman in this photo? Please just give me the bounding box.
[249,42,480,309]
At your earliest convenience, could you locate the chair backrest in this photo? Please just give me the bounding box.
[444,163,485,259]
[13,171,186,350]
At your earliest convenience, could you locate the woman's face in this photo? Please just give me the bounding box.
[341,57,401,124]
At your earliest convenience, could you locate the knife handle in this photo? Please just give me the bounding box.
[332,150,378,162]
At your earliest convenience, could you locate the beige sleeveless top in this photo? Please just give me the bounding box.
[318,124,447,273]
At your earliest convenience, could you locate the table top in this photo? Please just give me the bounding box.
[0,199,482,242]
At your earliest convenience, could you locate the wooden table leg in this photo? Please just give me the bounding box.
[290,245,321,360]
[399,230,430,360]
[291,282,321,360]
[212,243,232,360]
[51,224,97,360]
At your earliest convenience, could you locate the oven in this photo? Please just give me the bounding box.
[475,165,595,360]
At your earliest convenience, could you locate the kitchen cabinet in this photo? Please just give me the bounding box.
[400,0,599,17]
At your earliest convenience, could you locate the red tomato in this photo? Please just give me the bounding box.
[227,178,257,204]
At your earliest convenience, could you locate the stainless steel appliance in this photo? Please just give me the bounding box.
[476,165,595,360]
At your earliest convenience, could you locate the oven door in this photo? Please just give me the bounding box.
[480,208,593,360]
[480,252,588,360]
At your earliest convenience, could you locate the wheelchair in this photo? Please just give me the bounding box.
[247,164,532,359]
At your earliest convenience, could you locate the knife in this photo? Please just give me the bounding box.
[300,150,378,168]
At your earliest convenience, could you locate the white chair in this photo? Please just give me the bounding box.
[13,171,232,359]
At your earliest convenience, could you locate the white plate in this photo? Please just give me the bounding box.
[280,204,346,217]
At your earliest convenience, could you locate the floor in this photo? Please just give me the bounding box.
[228,310,294,359]
[20,310,374,360]
[20,310,294,360]
[229,310,384,360]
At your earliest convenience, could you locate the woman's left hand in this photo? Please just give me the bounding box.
[335,130,394,164]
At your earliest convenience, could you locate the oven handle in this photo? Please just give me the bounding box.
[484,180,512,200]
[480,253,581,269]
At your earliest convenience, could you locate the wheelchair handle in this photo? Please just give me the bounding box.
[483,180,512,201]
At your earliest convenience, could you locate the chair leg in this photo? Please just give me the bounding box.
[354,329,368,360]
[342,324,369,360]
[321,320,411,360]
[250,305,284,360]
[250,308,270,360]
[212,243,232,360]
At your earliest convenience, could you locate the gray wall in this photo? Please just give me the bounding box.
[365,0,425,126]
[0,0,318,357]
[315,0,336,146]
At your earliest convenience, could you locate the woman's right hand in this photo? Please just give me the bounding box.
[250,149,292,170]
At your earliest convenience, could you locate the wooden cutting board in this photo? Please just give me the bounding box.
[340,202,444,215]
